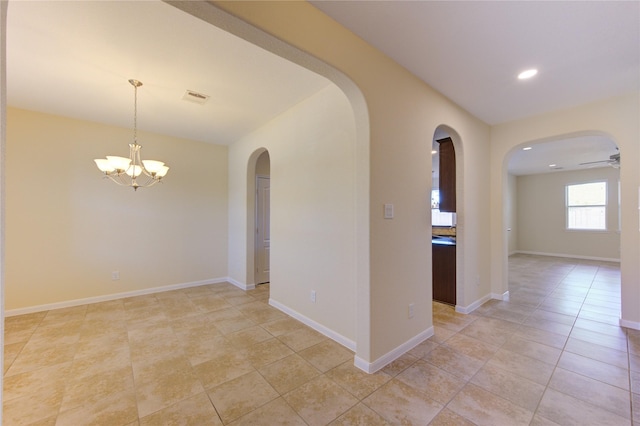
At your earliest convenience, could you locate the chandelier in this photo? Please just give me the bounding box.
[94,79,169,190]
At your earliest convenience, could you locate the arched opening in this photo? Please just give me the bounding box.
[254,150,270,286]
[431,125,465,313]
[501,133,622,323]
[245,148,271,289]
[176,3,370,361]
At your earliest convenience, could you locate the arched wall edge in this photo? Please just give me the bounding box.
[165,1,372,360]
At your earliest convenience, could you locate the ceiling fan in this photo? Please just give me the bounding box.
[579,152,620,169]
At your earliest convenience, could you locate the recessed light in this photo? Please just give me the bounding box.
[522,146,532,151]
[548,164,556,168]
[518,69,538,80]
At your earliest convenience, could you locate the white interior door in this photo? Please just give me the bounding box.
[255,176,270,284]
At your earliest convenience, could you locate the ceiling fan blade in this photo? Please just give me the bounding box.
[579,160,609,165]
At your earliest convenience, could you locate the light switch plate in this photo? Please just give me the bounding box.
[384,203,394,219]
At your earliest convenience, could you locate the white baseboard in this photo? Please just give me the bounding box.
[620,318,640,331]
[514,250,620,263]
[227,277,255,291]
[5,277,231,317]
[353,327,434,374]
[455,293,493,314]
[493,291,510,301]
[268,298,356,351]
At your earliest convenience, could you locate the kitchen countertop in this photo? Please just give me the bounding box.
[432,236,456,246]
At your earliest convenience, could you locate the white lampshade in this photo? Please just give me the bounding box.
[106,156,132,171]
[155,165,169,178]
[94,159,115,173]
[125,164,143,177]
[142,160,165,174]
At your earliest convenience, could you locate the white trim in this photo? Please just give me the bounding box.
[268,298,356,351]
[620,318,640,331]
[493,291,510,301]
[353,355,372,373]
[455,293,493,314]
[514,250,620,263]
[353,327,434,374]
[227,277,255,291]
[5,277,230,317]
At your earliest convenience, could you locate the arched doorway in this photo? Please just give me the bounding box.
[430,125,465,313]
[174,2,371,364]
[503,134,621,320]
[431,130,457,306]
[254,151,270,285]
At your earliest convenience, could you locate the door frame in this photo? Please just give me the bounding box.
[255,174,270,284]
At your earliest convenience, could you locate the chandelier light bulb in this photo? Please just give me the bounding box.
[142,160,166,174]
[94,159,115,173]
[156,165,169,178]
[106,156,132,172]
[125,165,144,177]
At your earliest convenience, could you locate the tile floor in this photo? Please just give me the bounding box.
[3,254,639,425]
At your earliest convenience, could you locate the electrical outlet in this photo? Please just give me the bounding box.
[310,290,316,303]
[112,271,120,281]
[408,303,415,318]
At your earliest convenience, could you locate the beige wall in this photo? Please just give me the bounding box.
[5,108,229,311]
[228,84,358,346]
[184,1,492,368]
[516,167,620,260]
[491,93,640,328]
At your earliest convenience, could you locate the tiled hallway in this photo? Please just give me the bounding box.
[3,254,639,425]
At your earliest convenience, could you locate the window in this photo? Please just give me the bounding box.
[431,190,456,227]
[566,182,606,230]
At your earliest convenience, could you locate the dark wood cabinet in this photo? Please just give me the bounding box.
[437,137,456,212]
[432,242,456,305]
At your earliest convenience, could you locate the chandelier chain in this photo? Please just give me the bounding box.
[130,79,141,145]
[133,83,137,144]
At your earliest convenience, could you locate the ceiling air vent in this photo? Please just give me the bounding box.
[182,90,210,105]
